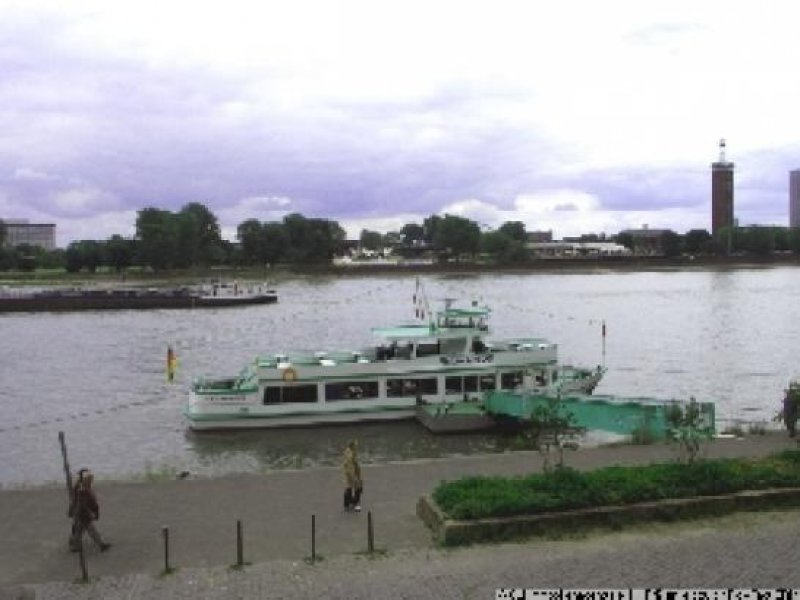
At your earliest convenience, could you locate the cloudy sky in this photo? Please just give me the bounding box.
[2,0,799,246]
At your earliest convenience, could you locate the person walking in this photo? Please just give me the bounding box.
[68,468,111,552]
[342,440,363,512]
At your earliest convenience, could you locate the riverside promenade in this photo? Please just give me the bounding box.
[2,431,800,598]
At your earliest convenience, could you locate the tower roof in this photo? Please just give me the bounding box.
[711,138,734,168]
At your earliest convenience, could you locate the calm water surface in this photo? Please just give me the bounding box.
[2,267,798,488]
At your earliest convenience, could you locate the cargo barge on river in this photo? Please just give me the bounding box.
[0,281,277,312]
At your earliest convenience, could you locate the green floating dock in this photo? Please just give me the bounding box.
[484,391,716,439]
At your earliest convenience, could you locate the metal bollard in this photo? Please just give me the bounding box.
[311,514,316,564]
[367,511,375,554]
[236,519,244,567]
[162,525,170,573]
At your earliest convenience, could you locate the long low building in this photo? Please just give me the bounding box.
[527,241,631,257]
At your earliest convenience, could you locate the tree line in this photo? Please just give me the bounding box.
[1,205,800,273]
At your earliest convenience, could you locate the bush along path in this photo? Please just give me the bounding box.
[419,449,800,546]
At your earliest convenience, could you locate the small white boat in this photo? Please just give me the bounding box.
[184,288,603,430]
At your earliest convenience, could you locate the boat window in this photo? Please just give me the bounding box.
[479,374,496,391]
[417,378,437,394]
[500,371,524,390]
[263,387,281,405]
[325,381,379,401]
[387,377,438,397]
[464,376,478,393]
[416,342,440,357]
[444,375,479,394]
[445,376,462,394]
[282,385,318,404]
[394,344,412,359]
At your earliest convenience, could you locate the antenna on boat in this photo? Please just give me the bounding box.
[601,320,606,370]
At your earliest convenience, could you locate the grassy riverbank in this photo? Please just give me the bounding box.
[2,253,799,286]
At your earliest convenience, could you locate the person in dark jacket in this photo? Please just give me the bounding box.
[68,469,111,552]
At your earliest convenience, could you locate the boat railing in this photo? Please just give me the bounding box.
[489,339,554,353]
[439,352,493,365]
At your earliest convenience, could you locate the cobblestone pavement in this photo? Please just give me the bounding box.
[1,431,798,598]
[5,509,800,599]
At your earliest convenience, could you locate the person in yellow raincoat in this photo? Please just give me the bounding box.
[342,440,363,512]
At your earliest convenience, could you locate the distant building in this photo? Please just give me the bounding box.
[618,227,673,256]
[1,219,56,250]
[711,139,735,236]
[790,169,800,228]
[526,230,553,243]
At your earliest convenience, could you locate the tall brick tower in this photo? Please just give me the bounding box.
[790,169,800,228]
[711,138,734,236]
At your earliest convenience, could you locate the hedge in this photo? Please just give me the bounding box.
[432,449,800,521]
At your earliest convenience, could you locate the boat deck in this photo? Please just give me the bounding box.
[415,401,497,433]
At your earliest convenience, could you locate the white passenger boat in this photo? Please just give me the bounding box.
[184,291,604,430]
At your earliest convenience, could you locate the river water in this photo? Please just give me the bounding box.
[1,267,798,488]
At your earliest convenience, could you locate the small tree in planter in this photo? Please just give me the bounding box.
[665,396,714,464]
[522,394,585,472]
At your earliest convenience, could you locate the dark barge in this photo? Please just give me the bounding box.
[0,282,277,312]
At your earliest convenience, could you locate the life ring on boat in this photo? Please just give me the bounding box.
[282,367,298,382]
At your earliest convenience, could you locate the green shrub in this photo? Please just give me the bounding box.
[433,450,800,521]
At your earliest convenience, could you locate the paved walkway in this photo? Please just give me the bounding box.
[1,431,798,598]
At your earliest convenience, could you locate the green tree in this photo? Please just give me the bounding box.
[684,229,712,255]
[713,226,735,255]
[433,214,481,260]
[359,229,383,252]
[262,222,288,265]
[0,219,6,248]
[135,207,180,270]
[773,227,789,252]
[14,243,38,272]
[615,232,634,251]
[282,213,345,262]
[400,222,425,246]
[422,215,442,245]
[237,219,265,265]
[64,240,104,273]
[498,221,527,242]
[0,246,15,271]
[38,248,66,270]
[522,395,585,472]
[480,230,511,259]
[665,397,713,464]
[661,231,682,258]
[105,235,135,273]
[177,202,222,267]
[788,228,800,254]
[737,227,774,256]
[383,231,401,247]
[480,230,527,263]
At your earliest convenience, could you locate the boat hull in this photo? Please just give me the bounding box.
[414,403,497,433]
[184,404,415,431]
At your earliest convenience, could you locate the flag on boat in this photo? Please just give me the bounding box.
[167,346,177,382]
[414,277,425,320]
